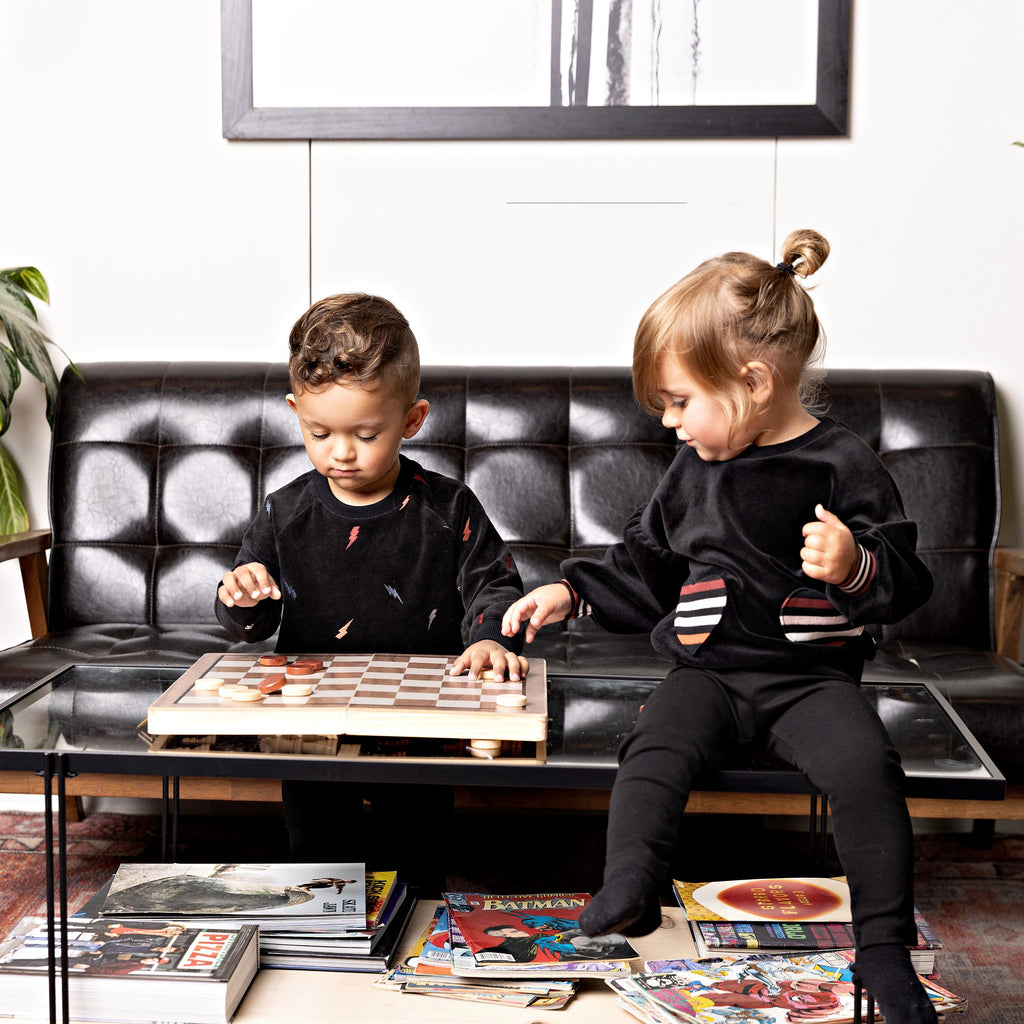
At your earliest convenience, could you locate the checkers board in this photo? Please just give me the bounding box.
[146,652,547,741]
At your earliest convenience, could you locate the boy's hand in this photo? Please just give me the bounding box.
[502,584,572,644]
[218,562,281,608]
[801,504,857,585]
[450,640,529,682]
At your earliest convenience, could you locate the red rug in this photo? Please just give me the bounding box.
[913,833,1024,1024]
[0,810,162,930]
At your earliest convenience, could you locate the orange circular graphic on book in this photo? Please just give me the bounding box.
[691,877,847,922]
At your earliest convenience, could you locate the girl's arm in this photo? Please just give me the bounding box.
[562,504,687,634]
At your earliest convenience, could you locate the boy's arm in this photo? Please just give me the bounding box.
[453,492,528,655]
[214,502,284,643]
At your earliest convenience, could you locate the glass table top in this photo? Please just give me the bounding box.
[0,663,1005,800]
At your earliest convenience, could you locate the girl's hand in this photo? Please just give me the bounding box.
[801,504,857,584]
[501,584,573,644]
[218,562,281,607]
[450,640,529,682]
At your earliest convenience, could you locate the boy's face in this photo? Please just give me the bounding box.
[287,381,429,505]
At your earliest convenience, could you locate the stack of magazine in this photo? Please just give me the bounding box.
[672,876,942,974]
[79,861,415,973]
[0,914,258,1024]
[377,892,639,1010]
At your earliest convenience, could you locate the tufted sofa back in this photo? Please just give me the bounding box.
[47,363,999,651]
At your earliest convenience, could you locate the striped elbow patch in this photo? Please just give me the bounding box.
[780,591,864,644]
[675,578,727,648]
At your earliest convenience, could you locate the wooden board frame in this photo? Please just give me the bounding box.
[146,653,547,742]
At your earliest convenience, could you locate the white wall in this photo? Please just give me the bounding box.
[1,0,1022,654]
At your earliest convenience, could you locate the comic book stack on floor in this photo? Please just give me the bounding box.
[609,954,965,1023]
[673,876,942,973]
[601,876,965,1024]
[376,891,640,1010]
[77,861,415,973]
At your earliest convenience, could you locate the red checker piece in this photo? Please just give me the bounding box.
[258,654,288,667]
[286,661,319,676]
[258,673,287,694]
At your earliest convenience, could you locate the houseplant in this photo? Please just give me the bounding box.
[0,266,67,535]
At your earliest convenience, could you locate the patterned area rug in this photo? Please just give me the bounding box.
[913,833,1024,1024]
[1,811,1021,1022]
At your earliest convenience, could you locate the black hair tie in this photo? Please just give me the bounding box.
[776,261,796,276]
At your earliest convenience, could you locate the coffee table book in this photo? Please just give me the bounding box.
[0,915,257,1024]
[97,862,367,931]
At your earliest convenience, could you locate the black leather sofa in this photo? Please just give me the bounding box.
[1,363,1022,806]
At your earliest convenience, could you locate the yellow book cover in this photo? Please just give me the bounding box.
[672,877,852,923]
[365,870,399,928]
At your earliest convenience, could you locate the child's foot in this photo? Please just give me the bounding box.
[579,873,664,937]
[852,944,938,1024]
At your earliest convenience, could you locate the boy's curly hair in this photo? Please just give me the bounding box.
[288,293,420,405]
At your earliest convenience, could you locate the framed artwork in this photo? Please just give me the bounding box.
[222,0,850,140]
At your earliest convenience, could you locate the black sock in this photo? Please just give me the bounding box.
[852,944,937,1024]
[579,870,664,937]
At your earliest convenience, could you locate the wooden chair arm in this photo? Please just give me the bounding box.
[995,547,1024,661]
[0,529,51,639]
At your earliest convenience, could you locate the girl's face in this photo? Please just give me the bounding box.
[655,353,758,462]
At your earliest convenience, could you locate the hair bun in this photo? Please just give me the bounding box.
[780,229,830,278]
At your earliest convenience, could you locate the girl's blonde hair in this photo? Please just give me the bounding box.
[633,229,830,437]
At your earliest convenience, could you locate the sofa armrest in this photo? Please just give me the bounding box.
[995,547,1024,661]
[0,529,51,639]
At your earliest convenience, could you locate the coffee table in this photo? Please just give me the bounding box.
[0,664,1004,1024]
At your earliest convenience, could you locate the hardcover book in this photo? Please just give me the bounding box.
[674,879,941,972]
[0,915,258,1024]
[672,876,852,923]
[99,861,367,930]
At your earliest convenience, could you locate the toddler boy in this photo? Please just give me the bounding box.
[216,293,527,869]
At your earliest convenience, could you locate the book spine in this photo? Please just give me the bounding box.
[698,920,856,951]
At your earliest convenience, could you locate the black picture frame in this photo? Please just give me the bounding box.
[221,0,850,141]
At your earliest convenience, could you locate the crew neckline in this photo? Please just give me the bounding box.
[312,455,414,519]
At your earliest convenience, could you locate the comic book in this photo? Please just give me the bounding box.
[611,959,863,1024]
[609,957,965,1024]
[0,915,258,1024]
[413,905,455,975]
[442,891,638,977]
[99,861,367,929]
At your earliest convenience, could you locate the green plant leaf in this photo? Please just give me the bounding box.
[0,267,49,304]
[0,275,39,321]
[0,344,21,421]
[0,293,60,425]
[0,442,29,535]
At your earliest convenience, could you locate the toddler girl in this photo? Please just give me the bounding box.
[503,230,937,1023]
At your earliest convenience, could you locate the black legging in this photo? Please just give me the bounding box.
[603,664,917,949]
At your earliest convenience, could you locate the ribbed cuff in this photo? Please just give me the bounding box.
[838,544,877,594]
